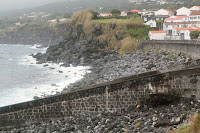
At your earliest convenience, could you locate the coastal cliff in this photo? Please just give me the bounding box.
[0,21,71,46]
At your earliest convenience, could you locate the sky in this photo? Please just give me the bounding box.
[0,0,67,11]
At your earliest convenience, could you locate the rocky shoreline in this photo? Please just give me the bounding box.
[1,41,194,133]
[1,98,199,133]
[33,40,190,92]
[65,49,189,91]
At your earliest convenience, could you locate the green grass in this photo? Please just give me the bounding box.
[124,26,151,39]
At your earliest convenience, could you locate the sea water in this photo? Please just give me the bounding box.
[0,44,90,107]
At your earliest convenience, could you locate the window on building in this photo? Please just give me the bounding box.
[177,30,180,35]
[169,30,172,35]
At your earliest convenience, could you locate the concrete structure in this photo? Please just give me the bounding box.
[149,31,166,40]
[141,40,200,59]
[155,9,175,16]
[176,7,191,16]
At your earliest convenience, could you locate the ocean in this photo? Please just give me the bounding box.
[0,44,90,107]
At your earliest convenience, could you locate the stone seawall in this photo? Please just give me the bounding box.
[141,40,200,59]
[0,67,200,130]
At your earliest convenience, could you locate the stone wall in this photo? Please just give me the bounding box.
[141,40,200,59]
[0,68,200,130]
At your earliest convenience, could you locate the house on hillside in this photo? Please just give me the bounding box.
[121,11,128,16]
[172,27,200,40]
[163,26,200,40]
[176,7,191,16]
[190,6,200,11]
[164,21,198,36]
[141,12,154,22]
[165,16,190,23]
[163,16,191,35]
[155,9,175,16]
[149,31,166,40]
[99,13,112,17]
[15,22,21,26]
[47,19,57,23]
[189,10,200,22]
[145,20,157,30]
[127,9,141,15]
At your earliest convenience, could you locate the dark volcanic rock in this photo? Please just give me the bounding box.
[3,99,200,133]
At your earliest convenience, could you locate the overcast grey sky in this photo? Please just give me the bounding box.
[0,0,67,11]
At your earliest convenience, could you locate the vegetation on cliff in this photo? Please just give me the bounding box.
[0,9,150,54]
[71,9,150,54]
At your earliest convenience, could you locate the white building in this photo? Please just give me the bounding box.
[99,13,112,17]
[149,31,166,40]
[165,16,190,23]
[155,9,175,16]
[47,19,57,23]
[15,22,21,26]
[121,11,128,16]
[189,10,200,22]
[172,27,200,40]
[145,20,157,28]
[176,7,191,16]
[190,6,200,11]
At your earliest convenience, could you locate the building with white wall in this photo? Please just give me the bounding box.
[176,7,191,16]
[165,16,190,23]
[145,20,157,28]
[189,10,200,22]
[155,9,175,16]
[99,13,112,17]
[190,6,200,11]
[149,31,166,40]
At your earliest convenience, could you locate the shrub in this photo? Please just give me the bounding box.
[119,37,140,54]
[111,9,121,15]
[190,30,200,39]
[71,9,95,26]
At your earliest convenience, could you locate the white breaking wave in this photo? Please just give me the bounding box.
[0,45,90,107]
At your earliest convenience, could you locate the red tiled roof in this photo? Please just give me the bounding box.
[165,16,189,21]
[190,10,200,16]
[164,21,198,25]
[163,9,174,13]
[150,31,166,33]
[175,27,194,30]
[130,9,141,13]
[100,13,112,16]
[175,26,200,31]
